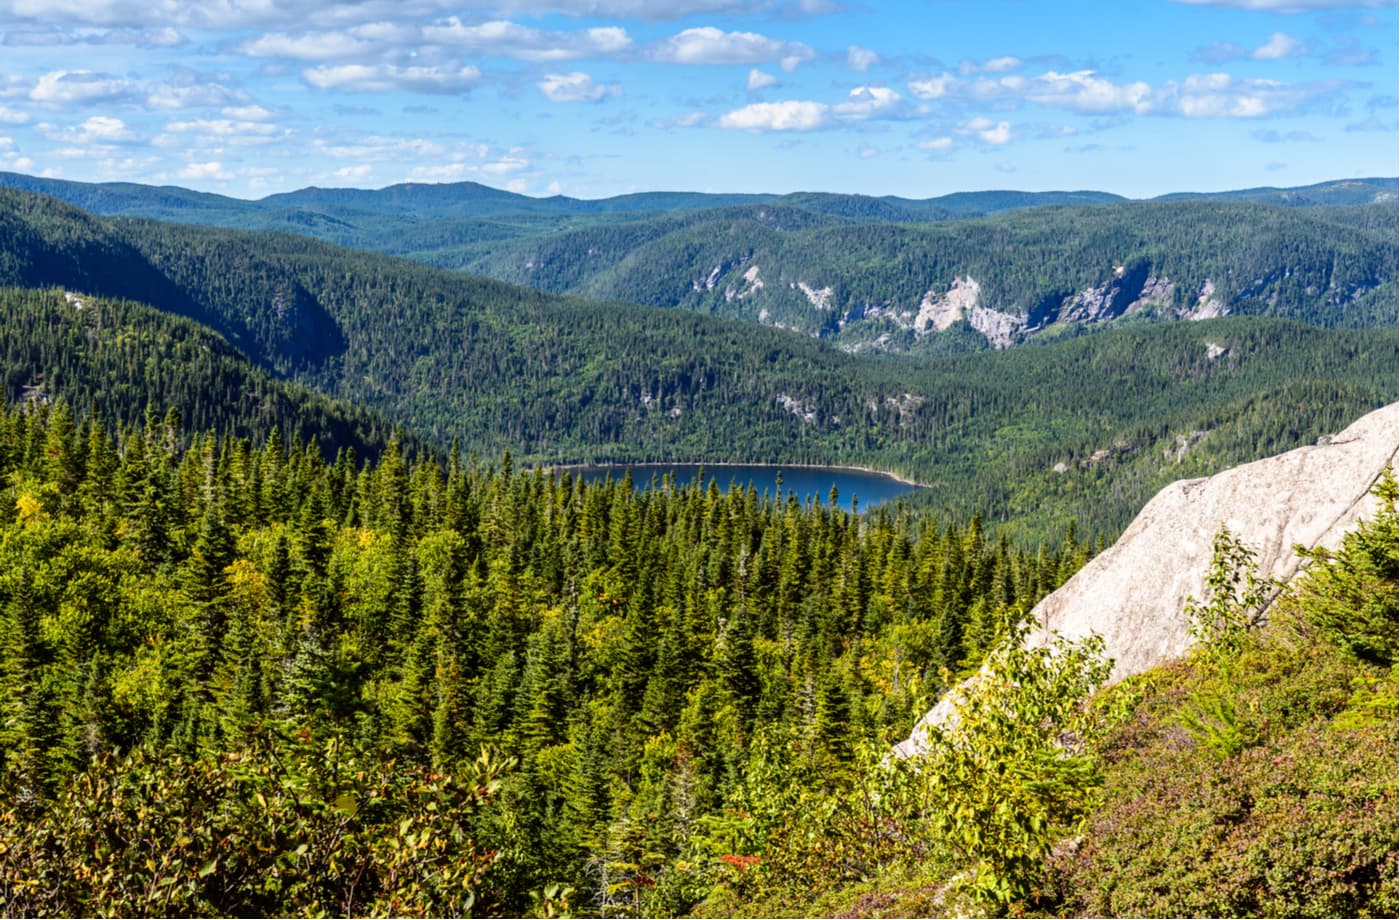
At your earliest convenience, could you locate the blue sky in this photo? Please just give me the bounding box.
[0,1,1394,199]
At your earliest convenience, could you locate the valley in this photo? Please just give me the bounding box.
[0,173,1393,920]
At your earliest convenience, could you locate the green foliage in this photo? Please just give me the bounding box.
[1185,525,1278,655]
[1292,468,1399,664]
[0,735,508,917]
[912,626,1114,909]
[1043,514,1400,919]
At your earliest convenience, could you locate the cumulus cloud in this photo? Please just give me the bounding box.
[962,117,1012,144]
[918,135,954,152]
[537,71,622,102]
[312,135,450,160]
[1158,72,1347,117]
[907,73,955,100]
[717,83,904,131]
[1024,70,1153,114]
[1,26,184,47]
[831,85,902,120]
[982,55,1022,73]
[221,104,275,120]
[177,159,232,180]
[422,19,633,61]
[747,68,779,90]
[1251,32,1308,59]
[164,118,285,143]
[1,1,460,30]
[717,99,830,131]
[903,66,1349,120]
[238,31,379,61]
[30,70,138,105]
[651,26,814,67]
[303,63,481,93]
[42,114,141,143]
[846,45,879,72]
[146,76,247,110]
[0,105,29,124]
[2,1,836,31]
[236,19,633,65]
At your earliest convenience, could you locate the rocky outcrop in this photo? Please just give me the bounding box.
[915,276,981,333]
[894,402,1398,757]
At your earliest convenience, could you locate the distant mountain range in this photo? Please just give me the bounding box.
[3,172,1392,223]
[1,172,1393,354]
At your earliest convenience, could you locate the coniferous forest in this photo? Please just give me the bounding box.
[0,399,1086,915]
[0,182,1394,917]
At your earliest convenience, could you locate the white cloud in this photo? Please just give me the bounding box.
[239,31,379,61]
[407,153,529,181]
[1251,32,1307,60]
[235,18,634,65]
[1158,72,1345,117]
[424,19,633,61]
[303,63,481,93]
[537,71,622,102]
[747,68,779,90]
[146,78,247,110]
[651,26,814,66]
[982,55,1022,73]
[335,164,373,179]
[178,160,232,180]
[717,99,830,131]
[919,136,954,152]
[313,135,449,160]
[1025,70,1153,114]
[42,114,141,143]
[908,73,954,100]
[30,70,137,104]
[963,117,1012,144]
[832,85,902,120]
[846,45,879,72]
[164,118,284,143]
[903,66,1344,120]
[222,104,275,120]
[0,25,184,47]
[0,105,29,124]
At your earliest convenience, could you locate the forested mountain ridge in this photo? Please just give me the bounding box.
[1,170,1393,352]
[0,286,407,461]
[1,186,1394,541]
[450,199,1397,349]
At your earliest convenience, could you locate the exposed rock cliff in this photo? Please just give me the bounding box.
[895,402,1399,757]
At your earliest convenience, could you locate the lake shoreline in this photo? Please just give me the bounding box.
[537,460,928,489]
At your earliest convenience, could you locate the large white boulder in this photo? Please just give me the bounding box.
[895,402,1398,758]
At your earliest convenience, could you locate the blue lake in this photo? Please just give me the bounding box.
[567,463,922,510]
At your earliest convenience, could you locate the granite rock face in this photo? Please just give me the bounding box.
[895,402,1398,757]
